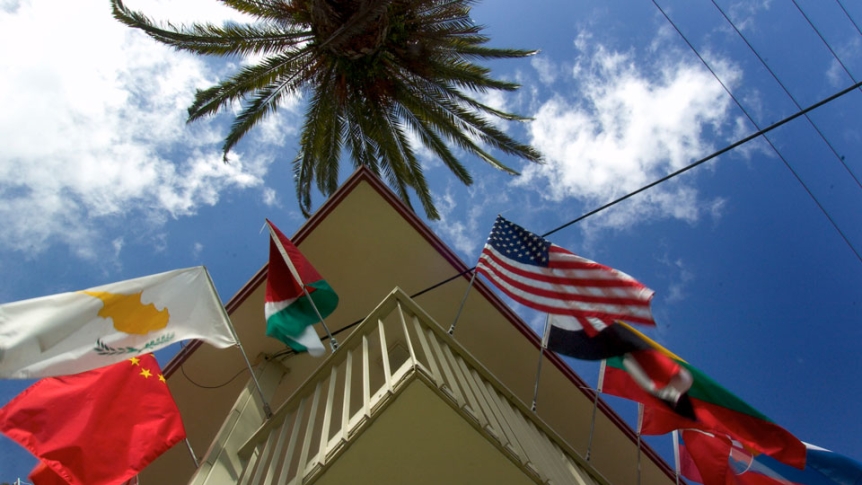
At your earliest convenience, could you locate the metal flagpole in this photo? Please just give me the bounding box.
[185,438,200,469]
[203,268,274,419]
[586,359,606,462]
[531,314,552,412]
[447,269,478,335]
[672,430,681,485]
[637,403,643,485]
[266,221,338,352]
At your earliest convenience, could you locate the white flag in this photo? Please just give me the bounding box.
[0,266,237,378]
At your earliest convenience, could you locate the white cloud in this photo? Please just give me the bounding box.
[662,256,694,304]
[433,190,478,257]
[112,237,125,259]
[0,0,20,13]
[192,242,204,259]
[262,187,279,207]
[520,37,738,229]
[0,0,277,257]
[431,179,512,259]
[531,56,558,85]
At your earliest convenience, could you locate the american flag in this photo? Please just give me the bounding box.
[476,216,656,335]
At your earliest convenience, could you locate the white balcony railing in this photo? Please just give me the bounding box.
[225,288,607,485]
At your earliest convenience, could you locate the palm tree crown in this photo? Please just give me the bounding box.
[112,0,542,219]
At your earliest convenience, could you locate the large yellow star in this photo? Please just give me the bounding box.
[129,357,140,366]
[140,368,152,379]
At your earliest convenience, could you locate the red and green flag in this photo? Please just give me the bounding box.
[602,339,806,469]
[265,219,338,356]
[548,318,695,419]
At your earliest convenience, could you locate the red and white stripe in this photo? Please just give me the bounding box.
[477,243,655,335]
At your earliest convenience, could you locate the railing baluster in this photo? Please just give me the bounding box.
[451,357,492,428]
[396,302,417,368]
[362,334,370,418]
[411,314,442,384]
[378,318,391,394]
[261,419,290,485]
[341,350,352,442]
[462,366,504,438]
[440,344,482,421]
[471,367,525,460]
[237,448,261,485]
[425,328,463,404]
[498,391,555,482]
[319,366,338,463]
[296,381,323,483]
[248,423,280,485]
[276,397,306,485]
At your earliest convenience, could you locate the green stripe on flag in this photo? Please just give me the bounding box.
[607,355,772,422]
[265,280,338,347]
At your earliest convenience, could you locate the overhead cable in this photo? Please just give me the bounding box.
[710,0,862,190]
[651,0,862,264]
[835,0,862,39]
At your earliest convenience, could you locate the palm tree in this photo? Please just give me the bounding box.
[111,0,542,219]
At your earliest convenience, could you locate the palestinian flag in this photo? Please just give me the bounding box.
[547,317,695,419]
[265,220,338,356]
[602,342,806,469]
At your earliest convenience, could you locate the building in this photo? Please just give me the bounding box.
[143,167,681,485]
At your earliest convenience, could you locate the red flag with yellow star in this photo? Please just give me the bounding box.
[0,354,185,485]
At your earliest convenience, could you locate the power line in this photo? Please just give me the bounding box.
[544,77,862,244]
[180,363,249,390]
[709,0,862,190]
[792,0,861,89]
[651,0,862,264]
[835,0,862,39]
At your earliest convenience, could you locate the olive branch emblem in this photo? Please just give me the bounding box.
[94,333,175,356]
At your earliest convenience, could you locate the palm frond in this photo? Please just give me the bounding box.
[396,103,472,185]
[222,63,313,158]
[113,0,542,220]
[188,48,315,122]
[218,0,301,23]
[112,0,311,57]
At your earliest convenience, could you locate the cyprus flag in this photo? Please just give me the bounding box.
[0,267,236,378]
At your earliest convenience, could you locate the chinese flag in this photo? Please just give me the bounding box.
[0,354,186,485]
[28,462,68,485]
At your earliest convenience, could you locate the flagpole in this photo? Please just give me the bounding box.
[203,268,274,419]
[586,359,606,462]
[447,269,478,336]
[636,403,643,485]
[266,222,338,352]
[531,314,552,412]
[672,430,681,485]
[185,438,200,469]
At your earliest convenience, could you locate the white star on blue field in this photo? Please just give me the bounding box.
[1,0,861,480]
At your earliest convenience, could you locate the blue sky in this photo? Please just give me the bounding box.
[2,0,861,481]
